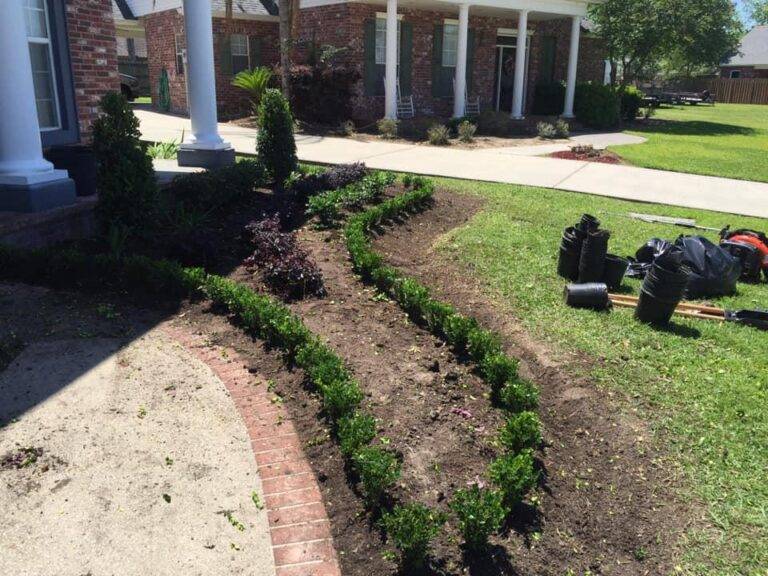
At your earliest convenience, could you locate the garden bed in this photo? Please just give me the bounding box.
[161,180,685,575]
[549,149,622,164]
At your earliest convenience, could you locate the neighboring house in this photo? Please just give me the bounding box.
[114,0,150,97]
[721,25,768,79]
[136,0,607,120]
[0,0,119,212]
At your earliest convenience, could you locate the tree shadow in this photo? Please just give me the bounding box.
[632,119,756,137]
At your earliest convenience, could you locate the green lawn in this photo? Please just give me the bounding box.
[610,103,768,183]
[436,177,768,575]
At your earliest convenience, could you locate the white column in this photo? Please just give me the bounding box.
[384,0,398,120]
[453,4,470,118]
[562,15,581,118]
[180,0,230,151]
[510,10,528,120]
[0,0,71,192]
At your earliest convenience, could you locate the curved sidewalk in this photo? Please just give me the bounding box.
[136,108,768,219]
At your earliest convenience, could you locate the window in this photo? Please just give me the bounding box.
[24,0,60,130]
[442,22,458,67]
[175,33,185,75]
[730,70,741,79]
[231,34,250,74]
[375,17,401,65]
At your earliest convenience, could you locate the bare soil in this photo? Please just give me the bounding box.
[175,186,688,575]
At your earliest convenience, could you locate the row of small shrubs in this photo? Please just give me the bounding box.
[306,171,396,227]
[243,214,326,300]
[344,176,543,564]
[536,120,569,139]
[286,162,367,199]
[378,118,478,145]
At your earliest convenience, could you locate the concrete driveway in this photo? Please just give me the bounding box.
[136,108,768,219]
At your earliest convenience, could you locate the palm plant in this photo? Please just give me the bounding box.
[232,67,274,115]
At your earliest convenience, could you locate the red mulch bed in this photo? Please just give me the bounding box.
[550,150,622,164]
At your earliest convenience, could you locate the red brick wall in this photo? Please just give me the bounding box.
[65,0,120,141]
[144,11,280,118]
[298,5,607,120]
[720,66,768,79]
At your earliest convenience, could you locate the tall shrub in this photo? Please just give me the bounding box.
[92,92,157,239]
[256,88,298,185]
[574,82,620,129]
[619,85,644,121]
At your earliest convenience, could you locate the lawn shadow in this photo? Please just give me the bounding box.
[631,119,756,137]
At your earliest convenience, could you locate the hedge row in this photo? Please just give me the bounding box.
[306,171,396,227]
[344,176,543,560]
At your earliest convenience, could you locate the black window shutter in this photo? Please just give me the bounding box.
[432,24,443,98]
[249,35,261,68]
[540,36,556,83]
[466,28,475,94]
[399,22,413,97]
[363,20,383,96]
[219,34,233,76]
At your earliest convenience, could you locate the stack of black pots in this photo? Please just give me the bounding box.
[635,247,690,325]
[557,214,629,291]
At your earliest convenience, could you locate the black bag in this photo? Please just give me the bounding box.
[674,235,741,298]
[626,238,673,278]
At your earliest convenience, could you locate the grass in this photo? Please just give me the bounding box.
[611,103,768,183]
[133,96,152,105]
[434,177,768,575]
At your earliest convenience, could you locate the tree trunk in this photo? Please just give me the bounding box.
[279,0,292,99]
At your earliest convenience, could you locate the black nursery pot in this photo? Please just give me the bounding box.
[564,282,610,310]
[602,253,629,291]
[557,226,583,281]
[577,213,600,234]
[578,229,610,283]
[635,256,690,325]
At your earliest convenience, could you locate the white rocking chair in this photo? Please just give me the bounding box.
[396,78,415,119]
[452,75,480,116]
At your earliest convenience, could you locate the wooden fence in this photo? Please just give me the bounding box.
[705,78,768,105]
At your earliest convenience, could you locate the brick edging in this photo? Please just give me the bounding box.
[161,322,342,576]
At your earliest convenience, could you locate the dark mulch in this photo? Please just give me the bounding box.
[550,150,622,164]
[172,185,688,576]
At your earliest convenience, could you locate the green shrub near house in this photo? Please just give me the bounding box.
[256,89,298,186]
[575,82,621,129]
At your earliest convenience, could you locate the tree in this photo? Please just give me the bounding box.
[589,0,742,84]
[747,0,768,25]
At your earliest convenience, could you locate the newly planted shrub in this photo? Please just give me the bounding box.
[554,119,570,138]
[466,327,503,363]
[337,411,376,456]
[306,171,395,227]
[480,353,519,392]
[92,92,157,240]
[498,411,542,453]
[243,215,325,299]
[257,88,298,185]
[231,67,273,114]
[288,162,367,199]
[380,503,447,569]
[320,378,363,422]
[457,120,478,143]
[295,339,350,388]
[537,121,558,139]
[498,378,539,412]
[377,118,398,139]
[450,485,507,550]
[352,446,401,505]
[488,449,538,507]
[427,123,451,146]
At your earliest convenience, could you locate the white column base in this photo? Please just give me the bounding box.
[561,113,575,119]
[179,140,233,152]
[177,147,235,170]
[0,169,75,213]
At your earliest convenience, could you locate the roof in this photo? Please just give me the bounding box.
[113,0,136,20]
[126,0,277,18]
[724,26,768,67]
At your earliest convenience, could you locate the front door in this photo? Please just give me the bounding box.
[494,46,516,112]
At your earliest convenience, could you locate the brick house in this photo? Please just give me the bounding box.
[136,0,607,121]
[0,0,120,212]
[720,26,768,79]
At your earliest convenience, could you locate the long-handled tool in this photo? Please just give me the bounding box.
[608,293,768,329]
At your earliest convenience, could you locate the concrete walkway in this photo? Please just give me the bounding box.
[136,108,768,219]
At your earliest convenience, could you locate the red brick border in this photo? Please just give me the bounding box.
[161,322,342,576]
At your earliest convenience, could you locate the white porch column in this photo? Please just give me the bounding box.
[562,15,581,118]
[384,0,398,120]
[510,9,528,120]
[453,3,470,118]
[179,0,234,168]
[0,0,75,212]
